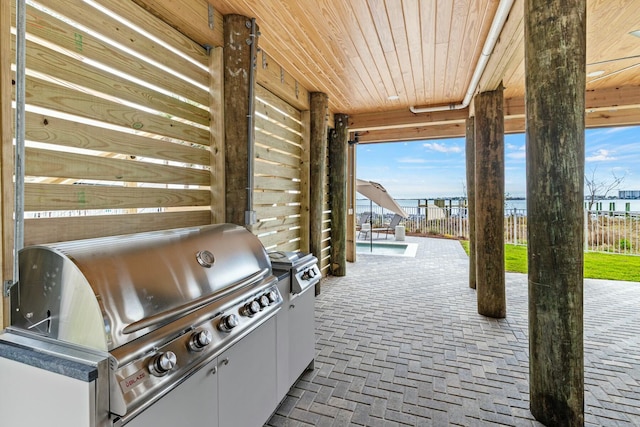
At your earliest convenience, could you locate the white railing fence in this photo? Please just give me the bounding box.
[584,210,640,255]
[356,202,640,256]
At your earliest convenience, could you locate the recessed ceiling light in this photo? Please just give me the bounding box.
[587,70,605,77]
[631,30,640,38]
[387,95,399,101]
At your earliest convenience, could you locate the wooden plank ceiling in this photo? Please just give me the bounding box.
[139,0,640,141]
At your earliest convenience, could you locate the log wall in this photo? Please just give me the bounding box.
[252,85,306,252]
[10,0,214,245]
[1,1,331,331]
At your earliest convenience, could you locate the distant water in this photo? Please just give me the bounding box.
[505,199,640,212]
[357,198,640,213]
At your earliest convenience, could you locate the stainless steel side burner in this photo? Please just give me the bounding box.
[269,251,321,294]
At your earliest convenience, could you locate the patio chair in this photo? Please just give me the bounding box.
[357,212,372,239]
[372,214,403,239]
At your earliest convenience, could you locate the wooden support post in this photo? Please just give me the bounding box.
[0,0,12,327]
[223,14,257,226]
[474,86,505,318]
[209,46,225,224]
[329,114,348,276]
[346,136,356,262]
[299,110,311,253]
[525,1,585,425]
[465,116,476,290]
[309,93,328,290]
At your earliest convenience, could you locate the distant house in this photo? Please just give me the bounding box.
[619,190,640,199]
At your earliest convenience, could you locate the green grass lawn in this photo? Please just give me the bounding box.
[459,241,640,282]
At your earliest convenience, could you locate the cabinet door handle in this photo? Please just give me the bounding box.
[209,366,217,375]
[220,358,229,366]
[289,304,295,309]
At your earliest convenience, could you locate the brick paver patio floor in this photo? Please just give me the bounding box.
[266,236,640,426]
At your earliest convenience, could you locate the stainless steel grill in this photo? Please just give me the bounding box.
[8,223,282,425]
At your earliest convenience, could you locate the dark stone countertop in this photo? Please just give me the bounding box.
[0,332,102,382]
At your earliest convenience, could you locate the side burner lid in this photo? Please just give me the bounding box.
[268,251,319,274]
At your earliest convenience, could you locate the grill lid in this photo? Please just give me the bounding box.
[11,224,272,351]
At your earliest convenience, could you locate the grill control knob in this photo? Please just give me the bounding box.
[257,295,270,308]
[266,290,278,303]
[219,314,239,332]
[149,351,177,376]
[242,300,261,316]
[188,329,212,352]
[308,268,317,278]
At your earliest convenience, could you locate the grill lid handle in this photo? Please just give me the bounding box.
[122,268,271,335]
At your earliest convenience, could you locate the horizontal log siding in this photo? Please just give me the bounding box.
[321,148,332,274]
[25,211,211,244]
[11,0,213,244]
[253,85,304,252]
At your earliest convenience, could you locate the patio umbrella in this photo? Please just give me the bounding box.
[356,179,408,218]
[356,179,408,251]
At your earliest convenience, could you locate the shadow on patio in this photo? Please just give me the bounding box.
[267,236,640,426]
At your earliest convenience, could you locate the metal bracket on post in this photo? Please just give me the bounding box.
[207,4,215,30]
[4,280,15,297]
[245,18,258,229]
[245,210,257,225]
[12,0,27,297]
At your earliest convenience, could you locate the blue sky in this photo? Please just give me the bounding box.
[357,126,640,199]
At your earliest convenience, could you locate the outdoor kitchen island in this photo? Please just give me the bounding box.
[0,225,318,427]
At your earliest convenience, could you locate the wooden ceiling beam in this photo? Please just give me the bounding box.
[358,104,640,144]
[585,108,640,128]
[355,85,640,142]
[131,0,223,48]
[505,85,640,115]
[257,51,310,111]
[585,85,640,110]
[355,122,467,144]
[478,0,524,93]
[349,108,469,132]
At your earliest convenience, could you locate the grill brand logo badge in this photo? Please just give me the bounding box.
[120,369,148,392]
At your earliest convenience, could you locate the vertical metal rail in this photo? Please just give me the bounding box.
[5,0,26,296]
[245,18,257,226]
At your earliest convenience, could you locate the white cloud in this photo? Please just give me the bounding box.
[506,144,526,160]
[423,142,462,153]
[586,149,616,162]
[603,127,628,135]
[507,151,526,160]
[396,157,426,164]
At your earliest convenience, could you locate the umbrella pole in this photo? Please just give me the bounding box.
[370,200,373,251]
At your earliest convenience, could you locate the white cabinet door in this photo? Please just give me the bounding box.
[288,287,315,386]
[276,277,291,401]
[218,317,277,427]
[126,358,218,427]
[0,357,96,427]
